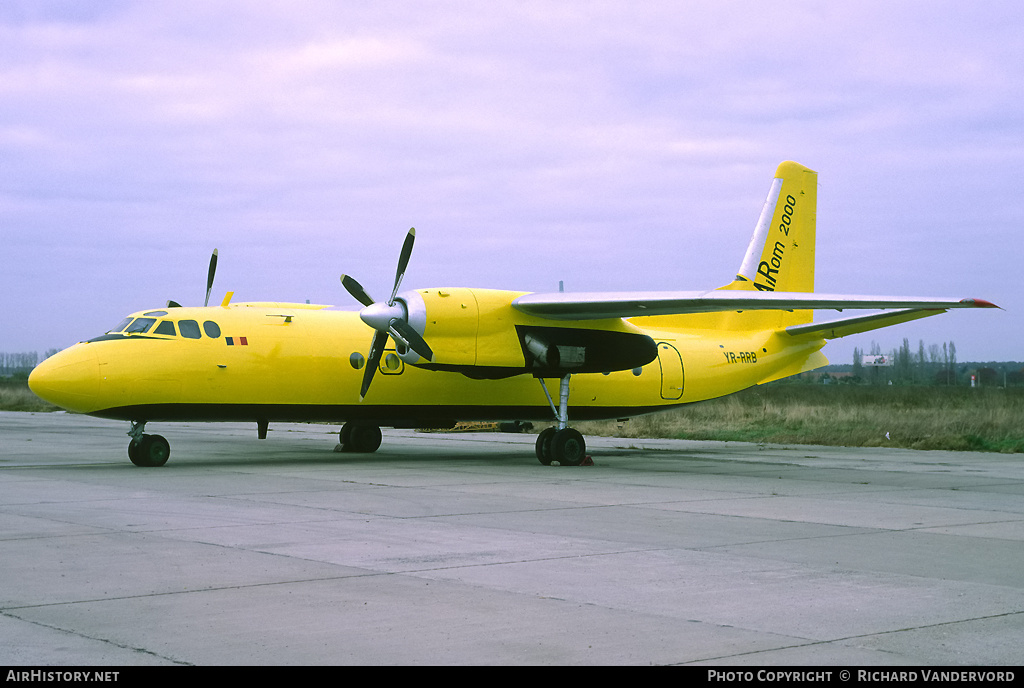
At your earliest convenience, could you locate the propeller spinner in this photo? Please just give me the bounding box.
[341,228,433,400]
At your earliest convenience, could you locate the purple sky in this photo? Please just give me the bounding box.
[2,1,1019,364]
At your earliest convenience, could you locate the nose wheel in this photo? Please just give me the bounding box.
[128,435,170,467]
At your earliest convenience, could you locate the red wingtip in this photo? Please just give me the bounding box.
[961,298,1000,308]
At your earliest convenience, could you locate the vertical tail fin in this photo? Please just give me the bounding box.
[731,161,817,293]
[717,161,817,328]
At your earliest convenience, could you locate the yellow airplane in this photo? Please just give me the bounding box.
[29,161,996,467]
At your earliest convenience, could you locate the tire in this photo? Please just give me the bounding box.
[347,424,382,453]
[550,428,586,466]
[535,427,556,465]
[128,438,144,466]
[130,434,170,467]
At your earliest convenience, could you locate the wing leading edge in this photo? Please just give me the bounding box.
[511,291,997,321]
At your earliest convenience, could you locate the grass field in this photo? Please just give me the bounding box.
[578,384,1024,453]
[0,380,58,413]
[4,379,1022,453]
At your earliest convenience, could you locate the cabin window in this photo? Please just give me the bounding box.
[154,320,176,336]
[203,321,221,338]
[179,320,202,339]
[125,318,156,334]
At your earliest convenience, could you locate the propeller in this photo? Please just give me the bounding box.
[341,228,434,400]
[167,248,219,309]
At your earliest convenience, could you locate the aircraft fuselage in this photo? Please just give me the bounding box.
[29,289,826,427]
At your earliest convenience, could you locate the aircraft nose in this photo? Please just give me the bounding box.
[28,345,100,413]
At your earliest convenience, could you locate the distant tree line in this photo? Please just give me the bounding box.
[0,350,59,379]
[851,339,1023,387]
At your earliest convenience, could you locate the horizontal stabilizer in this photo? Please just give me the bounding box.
[784,309,947,340]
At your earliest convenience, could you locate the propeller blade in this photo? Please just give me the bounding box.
[389,228,416,305]
[341,274,376,307]
[205,249,219,307]
[359,330,389,400]
[390,319,434,362]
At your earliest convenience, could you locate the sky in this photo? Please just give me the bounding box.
[1,1,1020,365]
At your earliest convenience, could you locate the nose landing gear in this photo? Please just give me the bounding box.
[127,421,170,467]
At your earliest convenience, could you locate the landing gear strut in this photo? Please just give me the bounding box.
[535,374,588,466]
[127,421,170,467]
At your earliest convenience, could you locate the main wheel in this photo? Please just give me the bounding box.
[535,427,556,465]
[129,434,170,467]
[345,424,382,453]
[550,428,586,466]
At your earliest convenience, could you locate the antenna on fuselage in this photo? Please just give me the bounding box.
[204,249,219,307]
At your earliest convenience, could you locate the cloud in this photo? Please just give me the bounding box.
[0,1,1019,360]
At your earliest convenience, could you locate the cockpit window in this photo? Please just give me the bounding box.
[109,317,133,334]
[179,320,202,339]
[124,318,156,334]
[102,316,215,339]
[154,320,176,336]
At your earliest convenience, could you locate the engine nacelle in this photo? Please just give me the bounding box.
[400,288,657,378]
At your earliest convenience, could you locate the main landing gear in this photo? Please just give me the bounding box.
[338,422,383,453]
[127,421,170,467]
[534,374,588,466]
